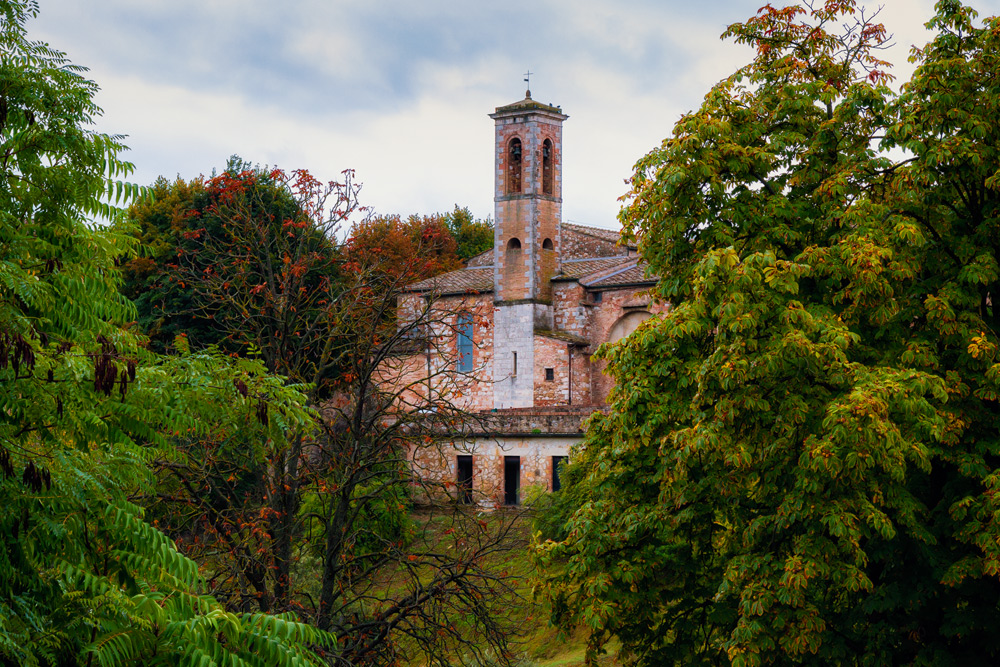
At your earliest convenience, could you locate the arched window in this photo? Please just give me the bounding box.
[507,138,522,194]
[542,138,554,195]
[542,237,554,250]
[457,312,473,372]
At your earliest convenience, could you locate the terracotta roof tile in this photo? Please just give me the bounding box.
[406,267,494,295]
[584,261,656,287]
[465,249,493,268]
[553,257,631,280]
[562,222,623,245]
[406,223,656,293]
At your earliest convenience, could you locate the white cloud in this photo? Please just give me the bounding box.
[29,0,1000,230]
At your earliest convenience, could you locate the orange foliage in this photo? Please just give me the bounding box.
[344,213,463,285]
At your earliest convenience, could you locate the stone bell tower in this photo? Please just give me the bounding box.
[489,90,568,408]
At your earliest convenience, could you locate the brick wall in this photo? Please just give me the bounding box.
[552,282,591,339]
[395,285,668,412]
[493,110,564,303]
[587,287,669,404]
[569,346,593,406]
[496,200,532,301]
[452,435,581,506]
[533,335,569,406]
[389,292,495,413]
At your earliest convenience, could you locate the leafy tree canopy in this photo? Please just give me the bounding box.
[120,160,517,664]
[0,2,332,664]
[122,158,343,356]
[444,204,494,261]
[344,206,492,286]
[536,1,1000,665]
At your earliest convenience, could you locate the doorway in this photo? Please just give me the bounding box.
[552,456,568,492]
[457,455,473,504]
[504,456,520,506]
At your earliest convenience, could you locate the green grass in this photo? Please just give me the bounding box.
[289,502,617,666]
[395,506,618,667]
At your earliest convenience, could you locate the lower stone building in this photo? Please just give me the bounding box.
[393,91,665,505]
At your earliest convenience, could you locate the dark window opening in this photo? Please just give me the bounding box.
[508,138,522,194]
[504,456,520,505]
[512,351,517,377]
[542,139,553,195]
[457,312,473,372]
[542,237,554,250]
[552,456,568,492]
[545,367,554,381]
[592,291,603,304]
[457,455,473,504]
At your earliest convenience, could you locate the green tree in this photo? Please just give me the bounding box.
[536,1,1000,665]
[0,2,331,664]
[124,166,524,664]
[444,204,493,260]
[121,158,333,356]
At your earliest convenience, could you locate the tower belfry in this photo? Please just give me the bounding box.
[489,91,568,408]
[489,91,567,302]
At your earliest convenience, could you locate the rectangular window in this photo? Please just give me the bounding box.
[457,313,473,372]
[552,456,568,492]
[545,368,554,381]
[512,351,517,377]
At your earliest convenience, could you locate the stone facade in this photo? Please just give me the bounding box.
[399,92,667,506]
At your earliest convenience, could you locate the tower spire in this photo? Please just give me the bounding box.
[523,70,532,98]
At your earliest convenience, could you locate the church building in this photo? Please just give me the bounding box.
[395,90,665,505]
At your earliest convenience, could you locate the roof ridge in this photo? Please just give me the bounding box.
[561,256,620,263]
[552,256,631,281]
[406,266,494,294]
[580,258,640,285]
[585,261,656,288]
[563,221,621,237]
[463,248,494,268]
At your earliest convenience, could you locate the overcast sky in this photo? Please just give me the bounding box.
[30,0,1000,229]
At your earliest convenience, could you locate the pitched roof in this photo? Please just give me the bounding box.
[406,267,494,295]
[465,248,493,267]
[406,223,654,294]
[553,257,631,280]
[583,261,655,288]
[535,327,590,346]
[562,222,623,246]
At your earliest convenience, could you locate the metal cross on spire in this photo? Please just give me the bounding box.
[524,70,533,98]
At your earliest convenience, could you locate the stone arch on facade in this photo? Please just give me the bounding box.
[608,310,652,343]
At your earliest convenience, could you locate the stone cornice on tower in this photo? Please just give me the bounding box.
[489,92,568,121]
